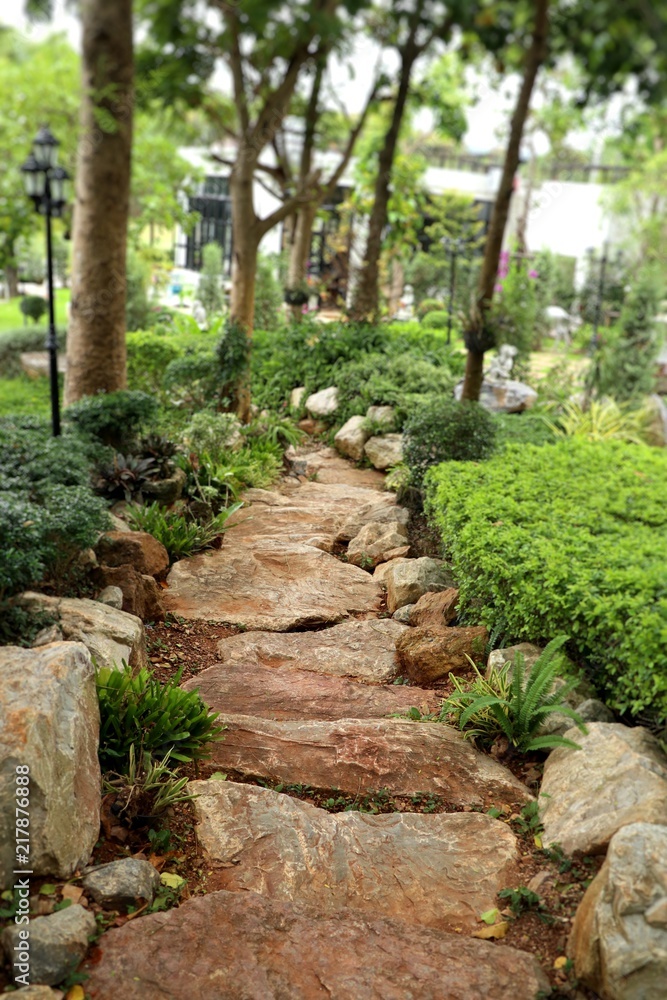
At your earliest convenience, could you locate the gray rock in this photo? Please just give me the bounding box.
[1,904,96,986]
[540,723,667,856]
[18,592,147,669]
[82,858,161,909]
[142,466,187,504]
[540,697,615,737]
[569,822,667,999]
[0,643,101,888]
[96,586,124,610]
[289,386,306,410]
[366,405,395,430]
[107,512,132,533]
[384,557,453,613]
[347,520,409,567]
[31,624,64,647]
[305,385,338,417]
[334,415,369,461]
[455,378,538,413]
[364,433,404,470]
[393,604,415,624]
[374,557,412,585]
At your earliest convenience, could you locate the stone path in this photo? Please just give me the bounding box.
[91,446,542,996]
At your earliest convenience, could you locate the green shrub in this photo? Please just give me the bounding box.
[0,418,92,493]
[66,390,158,450]
[180,411,242,460]
[19,296,48,325]
[441,636,587,753]
[254,253,283,333]
[334,353,458,426]
[215,319,251,405]
[163,351,218,409]
[404,397,496,485]
[126,500,243,561]
[424,439,667,720]
[126,250,151,332]
[0,328,65,378]
[494,412,555,450]
[197,242,224,315]
[126,331,182,394]
[416,298,446,320]
[421,310,449,330]
[96,661,225,772]
[545,399,651,445]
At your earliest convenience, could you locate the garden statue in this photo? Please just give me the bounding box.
[393,284,415,321]
[486,344,517,383]
[192,301,207,328]
[455,342,537,413]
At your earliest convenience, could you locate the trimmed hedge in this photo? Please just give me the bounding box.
[425,439,667,720]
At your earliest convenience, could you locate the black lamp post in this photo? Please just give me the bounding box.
[20,126,70,437]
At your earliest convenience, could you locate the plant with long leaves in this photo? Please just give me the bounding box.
[126,501,243,561]
[544,399,650,445]
[102,744,196,817]
[441,635,588,753]
[96,662,225,772]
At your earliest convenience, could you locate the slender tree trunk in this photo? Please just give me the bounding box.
[349,40,420,323]
[461,0,549,401]
[5,265,19,299]
[287,201,318,321]
[65,0,133,405]
[229,161,261,421]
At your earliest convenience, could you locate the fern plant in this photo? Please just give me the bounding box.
[441,635,588,753]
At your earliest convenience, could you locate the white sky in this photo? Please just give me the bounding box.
[4,2,611,157]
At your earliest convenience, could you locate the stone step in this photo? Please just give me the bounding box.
[213,618,409,684]
[165,539,382,630]
[184,661,439,721]
[84,889,550,1000]
[192,780,518,933]
[206,715,531,808]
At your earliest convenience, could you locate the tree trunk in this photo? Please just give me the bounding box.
[349,40,420,323]
[5,265,19,299]
[287,201,318,321]
[229,162,260,422]
[461,0,549,401]
[65,0,133,405]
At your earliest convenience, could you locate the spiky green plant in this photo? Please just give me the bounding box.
[126,501,243,560]
[544,399,650,445]
[441,635,588,753]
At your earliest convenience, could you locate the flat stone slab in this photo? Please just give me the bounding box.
[207,716,531,807]
[193,781,519,932]
[540,722,667,855]
[214,619,408,684]
[165,539,382,630]
[288,447,386,488]
[183,661,439,721]
[84,889,550,1000]
[225,481,396,548]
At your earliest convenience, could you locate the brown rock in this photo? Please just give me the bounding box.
[85,891,549,1000]
[383,544,411,560]
[192,781,519,932]
[384,557,454,613]
[208,716,531,807]
[165,539,382,630]
[397,625,489,684]
[297,417,328,435]
[410,588,460,628]
[183,661,438,721]
[93,565,164,621]
[346,520,409,567]
[288,446,386,489]
[215,619,408,684]
[336,498,409,544]
[95,531,169,579]
[374,556,412,585]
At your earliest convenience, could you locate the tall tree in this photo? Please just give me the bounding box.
[461,0,549,401]
[348,0,456,322]
[65,0,134,403]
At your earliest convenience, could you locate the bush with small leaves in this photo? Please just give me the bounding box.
[404,396,496,485]
[19,296,48,325]
[66,390,158,450]
[421,310,450,330]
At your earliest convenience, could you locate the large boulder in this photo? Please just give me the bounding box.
[454,378,538,413]
[83,889,550,1000]
[205,716,531,807]
[539,723,667,856]
[409,588,459,628]
[366,404,396,430]
[346,520,409,568]
[305,385,338,418]
[82,858,161,910]
[214,618,408,684]
[397,625,489,684]
[92,564,165,621]
[95,530,169,579]
[334,415,369,461]
[1,905,95,987]
[364,433,404,470]
[192,780,519,933]
[569,822,667,1000]
[20,592,147,669]
[0,645,100,888]
[384,557,454,613]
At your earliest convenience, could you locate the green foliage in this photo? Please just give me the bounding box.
[421,309,449,330]
[216,319,251,404]
[126,500,242,561]
[578,252,629,326]
[96,661,225,773]
[546,399,652,445]
[498,886,547,920]
[494,412,555,450]
[180,411,241,460]
[335,353,459,427]
[0,327,65,378]
[67,390,158,450]
[404,397,496,485]
[103,744,194,818]
[197,242,224,315]
[94,452,158,503]
[163,350,218,410]
[441,637,587,753]
[126,249,151,332]
[126,330,182,395]
[488,256,540,376]
[19,296,48,324]
[254,254,284,333]
[405,253,450,306]
[587,267,663,403]
[425,439,667,720]
[416,298,446,319]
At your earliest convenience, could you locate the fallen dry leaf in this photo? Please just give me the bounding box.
[61,885,84,905]
[472,921,510,940]
[66,986,86,1000]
